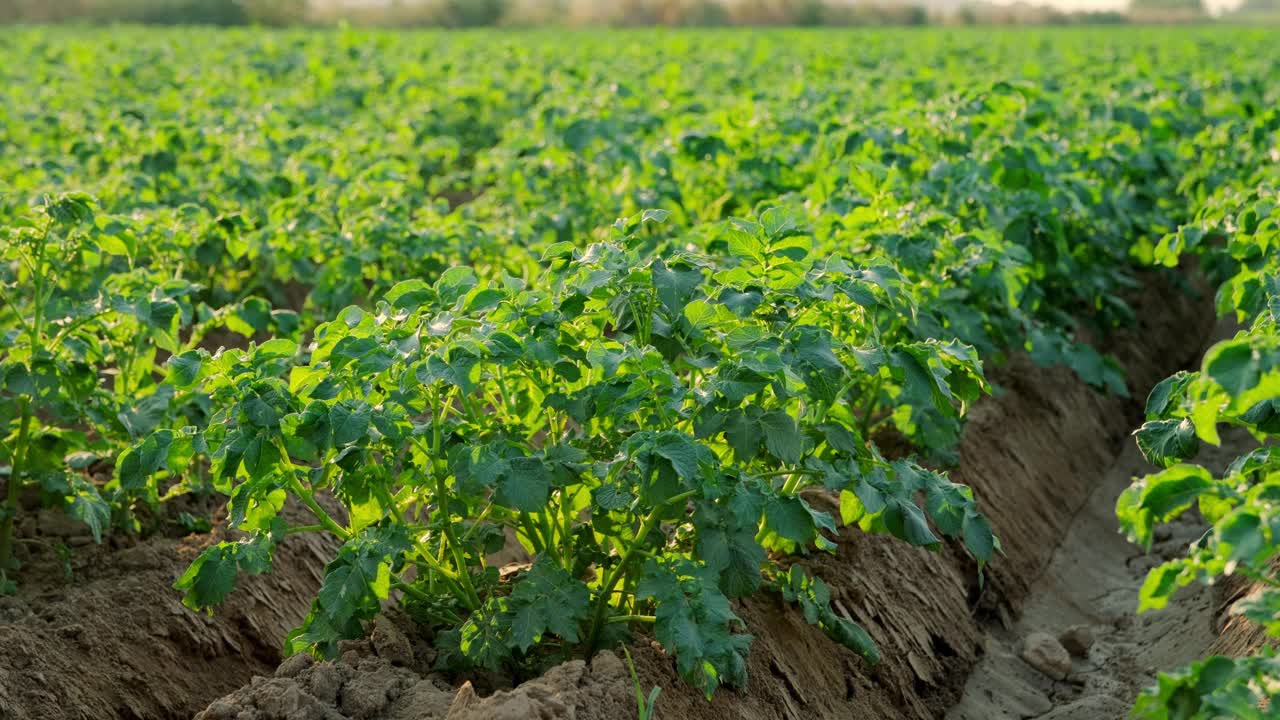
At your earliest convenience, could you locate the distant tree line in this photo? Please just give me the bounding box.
[0,0,303,24]
[0,0,1238,27]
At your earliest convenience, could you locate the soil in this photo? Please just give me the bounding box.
[2,273,1267,720]
[948,319,1274,720]
[0,502,337,720]
[947,427,1261,720]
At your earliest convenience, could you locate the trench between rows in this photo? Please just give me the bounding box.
[946,313,1231,719]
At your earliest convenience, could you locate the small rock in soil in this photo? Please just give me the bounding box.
[1021,632,1072,680]
[1058,625,1095,658]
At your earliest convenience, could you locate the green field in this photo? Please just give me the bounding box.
[2,27,1279,718]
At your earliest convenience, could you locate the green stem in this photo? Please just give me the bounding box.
[285,472,351,541]
[560,494,575,572]
[584,489,697,655]
[432,468,481,610]
[860,374,885,438]
[519,512,547,554]
[538,511,562,564]
[28,219,50,352]
[605,614,656,625]
[390,576,464,624]
[780,472,806,497]
[275,440,351,542]
[459,502,495,543]
[0,399,33,571]
[756,467,821,480]
[285,524,325,535]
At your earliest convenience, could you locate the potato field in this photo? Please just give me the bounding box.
[1,26,1278,720]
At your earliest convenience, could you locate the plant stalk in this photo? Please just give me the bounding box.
[584,489,697,655]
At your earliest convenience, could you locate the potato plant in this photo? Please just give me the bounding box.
[133,208,995,693]
[1119,105,1280,718]
[0,194,301,592]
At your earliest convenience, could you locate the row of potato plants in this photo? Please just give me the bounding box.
[1121,101,1280,718]
[2,27,1276,703]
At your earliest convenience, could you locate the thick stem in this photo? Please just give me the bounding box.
[519,512,547,554]
[0,399,32,571]
[274,440,351,542]
[779,472,805,497]
[605,614,656,625]
[584,489,697,655]
[433,469,481,610]
[284,472,351,542]
[859,374,885,439]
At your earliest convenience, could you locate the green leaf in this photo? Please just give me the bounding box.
[759,411,802,464]
[117,430,175,489]
[636,558,752,697]
[288,526,411,658]
[506,556,591,652]
[330,401,372,446]
[1118,465,1215,549]
[385,279,433,309]
[1217,512,1268,569]
[459,598,512,672]
[1134,419,1200,468]
[496,456,550,513]
[1145,372,1192,420]
[66,478,110,544]
[683,300,716,329]
[255,338,298,361]
[764,494,817,544]
[693,493,766,597]
[885,498,939,548]
[166,351,203,387]
[652,432,704,482]
[962,513,995,565]
[779,566,878,664]
[1204,339,1271,398]
[175,543,240,611]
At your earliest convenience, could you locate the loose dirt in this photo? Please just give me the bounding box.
[949,313,1270,720]
[947,431,1260,720]
[0,503,336,720]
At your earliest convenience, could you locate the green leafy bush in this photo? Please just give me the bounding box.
[141,208,993,692]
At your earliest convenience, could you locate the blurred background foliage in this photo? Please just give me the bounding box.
[5,0,1273,27]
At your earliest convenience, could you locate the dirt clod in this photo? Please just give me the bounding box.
[371,615,415,667]
[278,652,316,679]
[1059,625,1095,658]
[1022,632,1072,680]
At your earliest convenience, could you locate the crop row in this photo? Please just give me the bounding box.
[1,28,1277,711]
